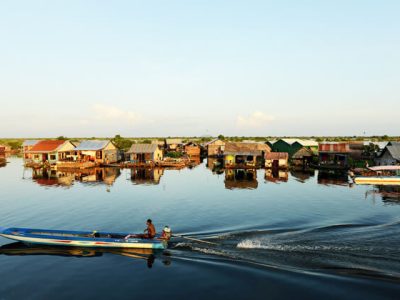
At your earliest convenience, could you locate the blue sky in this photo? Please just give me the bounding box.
[0,1,399,137]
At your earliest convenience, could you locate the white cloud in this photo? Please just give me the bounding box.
[237,111,275,128]
[92,104,143,124]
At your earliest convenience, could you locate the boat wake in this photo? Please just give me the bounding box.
[172,221,400,281]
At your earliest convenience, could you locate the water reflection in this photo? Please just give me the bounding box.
[131,168,164,185]
[224,169,258,190]
[265,169,288,183]
[0,154,7,168]
[317,171,350,187]
[30,168,121,188]
[366,185,400,205]
[0,242,170,268]
[207,157,224,174]
[290,170,315,183]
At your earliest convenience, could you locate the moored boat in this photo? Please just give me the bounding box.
[354,166,400,185]
[0,227,168,249]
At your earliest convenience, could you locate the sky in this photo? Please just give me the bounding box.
[0,0,399,138]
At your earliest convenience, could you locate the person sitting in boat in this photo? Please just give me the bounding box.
[125,219,156,240]
[159,226,172,240]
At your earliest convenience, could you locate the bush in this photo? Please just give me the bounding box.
[165,151,183,158]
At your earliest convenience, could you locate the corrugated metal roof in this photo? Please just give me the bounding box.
[277,139,318,147]
[265,152,289,160]
[224,142,270,156]
[165,139,183,144]
[22,140,40,146]
[127,144,159,153]
[387,144,400,161]
[74,140,110,151]
[29,140,67,152]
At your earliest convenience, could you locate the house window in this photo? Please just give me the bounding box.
[50,155,56,160]
[96,151,102,159]
[34,155,39,159]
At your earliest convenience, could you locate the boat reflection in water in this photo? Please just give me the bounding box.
[290,169,315,183]
[130,168,164,185]
[0,242,170,268]
[366,185,400,205]
[30,168,121,188]
[317,171,350,187]
[224,169,258,190]
[265,169,288,183]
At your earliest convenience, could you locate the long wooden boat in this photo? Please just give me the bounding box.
[354,176,400,185]
[354,166,400,185]
[0,227,168,249]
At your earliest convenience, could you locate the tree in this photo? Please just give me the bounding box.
[218,134,225,140]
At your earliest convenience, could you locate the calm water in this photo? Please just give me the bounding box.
[1,157,400,299]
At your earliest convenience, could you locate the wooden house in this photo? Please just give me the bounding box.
[375,142,400,166]
[223,142,271,168]
[164,138,183,152]
[28,140,76,165]
[0,144,11,154]
[184,142,201,157]
[265,152,289,169]
[127,144,163,164]
[74,140,119,164]
[206,139,225,157]
[22,140,39,160]
[318,142,351,169]
[291,147,314,168]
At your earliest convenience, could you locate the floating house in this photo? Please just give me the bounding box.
[28,140,76,165]
[164,138,183,152]
[265,152,289,169]
[22,140,39,160]
[206,139,225,157]
[270,139,318,157]
[74,140,119,164]
[223,142,271,168]
[318,142,351,169]
[291,147,314,168]
[0,144,11,154]
[184,142,201,157]
[126,144,163,164]
[375,142,400,166]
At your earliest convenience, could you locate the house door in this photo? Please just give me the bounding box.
[272,160,279,169]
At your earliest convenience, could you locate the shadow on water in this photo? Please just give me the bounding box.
[0,242,171,269]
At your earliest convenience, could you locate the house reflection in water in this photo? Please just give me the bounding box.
[207,158,224,174]
[74,168,121,186]
[0,154,7,168]
[131,168,164,185]
[290,170,315,183]
[224,169,258,190]
[265,169,288,183]
[317,171,349,186]
[31,168,75,187]
[31,167,121,187]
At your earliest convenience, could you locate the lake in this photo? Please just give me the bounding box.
[1,157,400,299]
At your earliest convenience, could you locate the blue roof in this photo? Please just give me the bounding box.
[74,140,110,151]
[22,140,39,146]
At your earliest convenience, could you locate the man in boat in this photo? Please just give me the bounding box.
[125,219,156,240]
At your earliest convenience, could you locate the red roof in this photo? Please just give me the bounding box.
[29,140,66,153]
